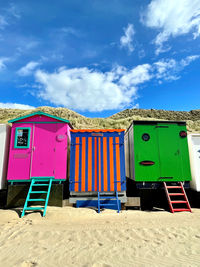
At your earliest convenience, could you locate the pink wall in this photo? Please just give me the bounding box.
[7,115,71,181]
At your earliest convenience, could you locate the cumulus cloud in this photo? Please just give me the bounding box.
[34,64,151,112]
[142,0,200,54]
[120,24,135,53]
[0,102,35,109]
[17,61,41,76]
[32,54,199,112]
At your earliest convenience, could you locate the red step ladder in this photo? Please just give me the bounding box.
[163,182,192,213]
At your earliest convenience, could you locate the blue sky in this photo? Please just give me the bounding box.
[0,0,200,117]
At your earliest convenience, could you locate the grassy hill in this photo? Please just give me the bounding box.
[0,106,200,132]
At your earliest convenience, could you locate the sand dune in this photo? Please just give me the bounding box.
[0,207,200,267]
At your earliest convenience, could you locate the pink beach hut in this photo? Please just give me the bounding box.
[7,111,72,217]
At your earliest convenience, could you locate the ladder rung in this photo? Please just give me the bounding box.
[100,197,116,199]
[171,201,187,204]
[28,199,46,202]
[173,208,191,212]
[30,191,48,193]
[25,207,44,210]
[100,203,118,206]
[166,186,182,188]
[169,193,184,196]
[32,184,49,186]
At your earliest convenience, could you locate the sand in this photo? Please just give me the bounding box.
[0,207,200,267]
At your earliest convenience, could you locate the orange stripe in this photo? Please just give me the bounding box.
[94,137,97,191]
[115,137,121,192]
[98,138,101,192]
[103,137,108,192]
[75,137,79,192]
[109,137,114,191]
[71,129,125,133]
[88,137,92,191]
[81,137,86,191]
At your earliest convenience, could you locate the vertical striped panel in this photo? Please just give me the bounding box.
[92,137,95,191]
[88,137,92,191]
[115,136,121,191]
[98,137,101,191]
[103,137,108,191]
[109,137,114,191]
[120,133,126,191]
[94,137,97,191]
[74,137,79,192]
[85,137,88,192]
[81,137,86,191]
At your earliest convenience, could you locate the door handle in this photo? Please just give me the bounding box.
[32,146,35,151]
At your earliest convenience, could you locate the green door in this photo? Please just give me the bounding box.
[133,123,191,182]
[156,124,182,181]
[134,124,160,181]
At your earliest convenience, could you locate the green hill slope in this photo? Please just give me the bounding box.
[0,106,200,132]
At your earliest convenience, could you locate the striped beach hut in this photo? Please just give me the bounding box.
[69,129,126,211]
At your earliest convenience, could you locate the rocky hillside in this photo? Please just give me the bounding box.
[0,106,200,132]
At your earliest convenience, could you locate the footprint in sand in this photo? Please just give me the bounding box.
[21,261,37,267]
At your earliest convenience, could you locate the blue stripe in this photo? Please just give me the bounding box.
[78,137,82,192]
[85,137,88,191]
[92,137,95,191]
[72,132,124,138]
[101,137,104,192]
[107,137,111,191]
[113,137,117,191]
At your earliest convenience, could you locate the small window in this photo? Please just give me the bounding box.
[14,128,31,148]
[142,133,150,141]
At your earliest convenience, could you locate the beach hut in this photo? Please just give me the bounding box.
[7,111,72,216]
[188,134,200,192]
[69,129,126,212]
[125,121,192,212]
[0,124,11,190]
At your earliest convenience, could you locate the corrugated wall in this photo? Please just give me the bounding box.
[69,131,126,192]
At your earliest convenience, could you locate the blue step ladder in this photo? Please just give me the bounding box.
[98,191,120,213]
[21,178,53,218]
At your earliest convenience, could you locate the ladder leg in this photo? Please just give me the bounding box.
[43,179,52,217]
[21,179,35,218]
[116,192,120,213]
[98,192,100,213]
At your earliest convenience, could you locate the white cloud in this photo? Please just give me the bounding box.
[120,24,135,53]
[17,61,41,76]
[142,0,200,54]
[0,3,20,30]
[34,64,151,112]
[0,15,8,30]
[153,55,200,81]
[32,54,199,111]
[0,57,10,71]
[0,103,35,109]
[180,55,200,67]
[5,3,21,19]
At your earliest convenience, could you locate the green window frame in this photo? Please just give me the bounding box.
[14,127,31,149]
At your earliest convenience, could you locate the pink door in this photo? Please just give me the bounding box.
[31,124,56,178]
[7,125,33,181]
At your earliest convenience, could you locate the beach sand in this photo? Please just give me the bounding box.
[0,207,200,267]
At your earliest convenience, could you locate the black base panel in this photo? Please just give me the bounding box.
[6,184,63,208]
